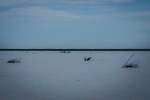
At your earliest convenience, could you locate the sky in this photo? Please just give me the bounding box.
[0,0,150,49]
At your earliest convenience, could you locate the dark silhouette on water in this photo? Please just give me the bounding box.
[122,53,135,68]
[7,58,21,63]
[122,53,140,68]
[123,60,140,68]
[84,57,92,61]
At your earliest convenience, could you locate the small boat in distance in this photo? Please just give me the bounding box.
[60,50,71,53]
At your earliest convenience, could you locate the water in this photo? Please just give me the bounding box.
[0,51,150,100]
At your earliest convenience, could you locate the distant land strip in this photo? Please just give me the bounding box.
[0,49,150,51]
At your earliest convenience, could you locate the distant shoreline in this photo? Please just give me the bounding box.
[0,49,150,51]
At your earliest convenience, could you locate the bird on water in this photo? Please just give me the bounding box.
[84,57,92,61]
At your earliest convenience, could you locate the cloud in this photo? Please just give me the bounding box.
[0,7,80,19]
[0,0,26,7]
[50,0,135,4]
[88,11,150,22]
[44,0,135,5]
[0,0,54,7]
[111,0,134,3]
[0,0,135,7]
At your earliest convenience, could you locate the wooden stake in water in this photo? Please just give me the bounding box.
[122,53,135,68]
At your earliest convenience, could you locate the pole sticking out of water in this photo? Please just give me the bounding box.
[122,53,135,68]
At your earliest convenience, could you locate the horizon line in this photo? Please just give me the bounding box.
[0,49,150,51]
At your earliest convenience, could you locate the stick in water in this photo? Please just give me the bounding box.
[122,53,135,68]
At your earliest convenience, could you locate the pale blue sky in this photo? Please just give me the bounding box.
[0,0,150,49]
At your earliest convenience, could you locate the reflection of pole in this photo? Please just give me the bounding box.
[122,53,135,68]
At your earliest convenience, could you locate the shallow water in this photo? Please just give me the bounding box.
[0,51,150,100]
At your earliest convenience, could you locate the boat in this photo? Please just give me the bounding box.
[60,50,71,53]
